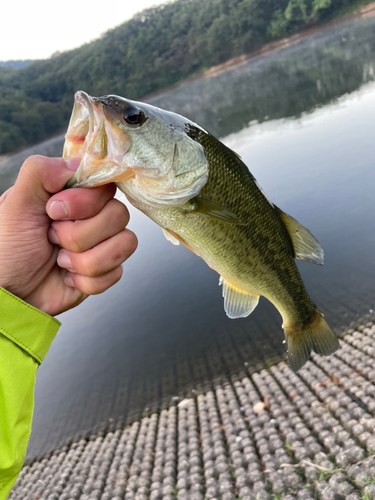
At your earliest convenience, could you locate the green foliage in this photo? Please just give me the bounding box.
[267,9,289,38]
[313,0,332,13]
[0,120,25,154]
[284,440,293,452]
[0,0,366,154]
[362,492,372,500]
[285,0,308,22]
[318,470,330,481]
[266,0,354,38]
[365,474,375,485]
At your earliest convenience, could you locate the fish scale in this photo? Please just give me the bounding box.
[63,90,339,371]
[144,127,313,325]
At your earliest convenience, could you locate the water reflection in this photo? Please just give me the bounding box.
[2,16,375,193]
[30,82,375,457]
[2,15,374,457]
[150,16,375,138]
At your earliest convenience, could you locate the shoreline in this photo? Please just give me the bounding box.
[145,1,375,100]
[2,1,375,165]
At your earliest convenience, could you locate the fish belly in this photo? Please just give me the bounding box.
[124,190,339,373]
[143,203,314,326]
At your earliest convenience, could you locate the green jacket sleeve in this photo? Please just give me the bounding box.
[0,288,61,500]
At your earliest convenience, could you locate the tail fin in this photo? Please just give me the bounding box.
[284,313,340,373]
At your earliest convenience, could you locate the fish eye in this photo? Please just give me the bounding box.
[122,107,146,127]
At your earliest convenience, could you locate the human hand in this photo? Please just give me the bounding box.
[0,155,137,316]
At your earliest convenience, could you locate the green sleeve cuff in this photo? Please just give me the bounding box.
[0,288,61,364]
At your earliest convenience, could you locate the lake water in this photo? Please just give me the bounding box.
[1,15,375,458]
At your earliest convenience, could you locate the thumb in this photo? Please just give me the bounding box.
[10,155,80,216]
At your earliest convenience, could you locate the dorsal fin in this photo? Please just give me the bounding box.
[219,277,259,319]
[275,206,324,265]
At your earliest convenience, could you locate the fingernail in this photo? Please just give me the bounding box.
[58,252,72,269]
[48,200,68,220]
[64,275,75,287]
[48,227,60,245]
[63,158,81,171]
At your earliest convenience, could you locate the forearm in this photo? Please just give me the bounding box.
[0,334,37,500]
[0,155,134,499]
[0,289,60,500]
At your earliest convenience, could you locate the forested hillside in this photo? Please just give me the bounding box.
[0,60,33,69]
[0,0,366,154]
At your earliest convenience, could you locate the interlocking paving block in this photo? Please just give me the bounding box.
[9,316,375,499]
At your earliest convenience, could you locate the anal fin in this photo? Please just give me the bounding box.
[219,277,259,319]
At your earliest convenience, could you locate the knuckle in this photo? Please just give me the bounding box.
[21,155,46,180]
[0,187,13,206]
[65,227,85,253]
[76,278,98,296]
[109,199,130,227]
[116,199,129,216]
[107,266,123,287]
[80,267,122,295]
[120,207,130,227]
[82,280,102,296]
[83,258,100,277]
[109,267,123,288]
[22,155,44,170]
[125,230,138,256]
[76,248,105,277]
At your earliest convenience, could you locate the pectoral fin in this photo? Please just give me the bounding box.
[275,207,324,265]
[186,197,245,225]
[162,228,180,245]
[219,277,259,319]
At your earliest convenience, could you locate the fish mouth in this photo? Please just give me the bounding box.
[64,91,132,188]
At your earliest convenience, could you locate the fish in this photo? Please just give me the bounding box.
[63,90,340,372]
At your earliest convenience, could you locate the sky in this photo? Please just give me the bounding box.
[0,0,171,62]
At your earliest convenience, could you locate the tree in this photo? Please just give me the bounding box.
[285,0,308,22]
[0,120,24,154]
[0,0,364,154]
[267,9,289,38]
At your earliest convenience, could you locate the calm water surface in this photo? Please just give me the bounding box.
[3,16,374,457]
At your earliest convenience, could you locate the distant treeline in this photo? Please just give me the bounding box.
[0,60,33,69]
[0,0,364,154]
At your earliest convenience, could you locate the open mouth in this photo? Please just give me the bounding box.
[63,91,132,188]
[63,91,95,161]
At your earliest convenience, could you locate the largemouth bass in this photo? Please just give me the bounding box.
[63,90,339,372]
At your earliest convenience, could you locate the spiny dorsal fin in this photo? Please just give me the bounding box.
[275,207,324,265]
[162,228,180,245]
[219,277,259,319]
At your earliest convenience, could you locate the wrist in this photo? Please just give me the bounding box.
[0,288,61,364]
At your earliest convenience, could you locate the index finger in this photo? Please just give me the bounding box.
[46,183,117,220]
